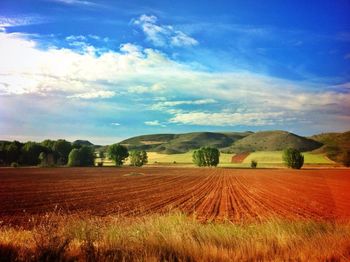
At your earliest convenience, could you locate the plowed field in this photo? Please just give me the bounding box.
[0,167,349,224]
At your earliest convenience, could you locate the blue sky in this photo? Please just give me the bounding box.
[0,0,349,144]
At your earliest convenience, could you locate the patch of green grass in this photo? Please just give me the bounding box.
[243,151,334,165]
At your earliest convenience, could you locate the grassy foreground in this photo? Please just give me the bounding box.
[1,212,349,261]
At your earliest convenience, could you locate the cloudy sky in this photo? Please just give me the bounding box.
[0,0,349,144]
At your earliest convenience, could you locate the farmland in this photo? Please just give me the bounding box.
[1,166,350,261]
[1,167,349,224]
[98,150,335,168]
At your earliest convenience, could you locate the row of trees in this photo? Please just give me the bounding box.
[0,140,149,168]
[192,147,220,167]
[190,146,305,169]
[107,144,148,167]
[0,139,81,166]
[1,138,348,169]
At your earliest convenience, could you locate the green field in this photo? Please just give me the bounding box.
[97,150,334,167]
[244,151,334,164]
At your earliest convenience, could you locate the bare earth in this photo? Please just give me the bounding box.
[0,167,349,225]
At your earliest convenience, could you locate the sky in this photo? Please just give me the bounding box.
[0,0,349,145]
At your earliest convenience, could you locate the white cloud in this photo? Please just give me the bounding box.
[169,111,284,126]
[133,14,198,47]
[65,35,87,41]
[144,120,166,127]
[49,0,97,6]
[111,122,121,126]
[0,16,45,30]
[128,83,166,94]
[154,98,216,107]
[171,31,198,47]
[0,31,349,130]
[68,90,116,99]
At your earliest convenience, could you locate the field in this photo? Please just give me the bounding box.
[98,151,334,168]
[1,167,350,261]
[1,167,349,224]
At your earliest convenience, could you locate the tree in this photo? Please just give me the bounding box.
[5,141,22,165]
[79,146,95,166]
[39,152,47,166]
[99,150,105,160]
[251,160,258,168]
[39,151,55,167]
[129,150,148,167]
[108,144,129,166]
[193,149,205,167]
[283,148,304,169]
[68,148,81,167]
[21,142,48,166]
[67,146,95,167]
[342,150,350,167]
[192,147,220,167]
[53,139,72,165]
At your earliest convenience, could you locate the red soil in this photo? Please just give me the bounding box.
[0,167,349,224]
[231,152,250,163]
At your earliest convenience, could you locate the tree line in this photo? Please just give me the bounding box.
[2,139,346,169]
[0,141,149,168]
[0,139,82,166]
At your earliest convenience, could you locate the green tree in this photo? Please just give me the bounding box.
[21,142,48,166]
[283,148,304,169]
[39,152,47,166]
[68,148,81,167]
[79,146,95,166]
[251,160,258,168]
[67,146,95,167]
[108,144,129,166]
[129,150,148,167]
[99,150,105,160]
[192,149,205,167]
[5,141,22,164]
[192,147,220,167]
[53,139,72,165]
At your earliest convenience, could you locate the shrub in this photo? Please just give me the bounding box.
[192,147,220,167]
[251,160,257,168]
[10,162,19,167]
[108,144,129,167]
[283,148,304,169]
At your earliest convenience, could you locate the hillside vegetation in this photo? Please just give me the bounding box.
[311,131,350,162]
[223,131,322,153]
[120,132,251,153]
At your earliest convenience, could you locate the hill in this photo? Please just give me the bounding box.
[120,132,252,154]
[222,131,322,153]
[311,131,350,162]
[72,140,94,146]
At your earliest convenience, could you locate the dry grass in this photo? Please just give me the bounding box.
[0,212,350,261]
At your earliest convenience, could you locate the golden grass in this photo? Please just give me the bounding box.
[1,212,350,261]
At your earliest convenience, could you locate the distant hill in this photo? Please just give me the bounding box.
[221,131,322,153]
[311,131,350,162]
[72,140,94,146]
[120,132,252,154]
